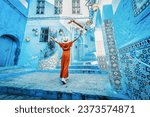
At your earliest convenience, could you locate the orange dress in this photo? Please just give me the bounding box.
[58,41,73,78]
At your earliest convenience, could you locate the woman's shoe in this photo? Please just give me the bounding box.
[61,78,67,84]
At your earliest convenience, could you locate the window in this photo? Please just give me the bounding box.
[40,28,49,42]
[36,0,45,14]
[72,0,80,14]
[54,0,63,14]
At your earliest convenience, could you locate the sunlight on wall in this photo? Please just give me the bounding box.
[47,0,89,17]
[47,0,54,5]
[99,0,112,14]
[20,0,28,8]
[112,0,120,14]
[94,28,105,56]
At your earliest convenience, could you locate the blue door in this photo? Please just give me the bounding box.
[0,36,17,67]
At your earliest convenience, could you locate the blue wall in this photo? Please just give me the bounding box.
[18,1,73,68]
[0,0,29,66]
[18,0,95,68]
[113,0,150,48]
[112,0,150,99]
[101,0,150,99]
[102,5,113,20]
[95,9,102,28]
[102,4,122,91]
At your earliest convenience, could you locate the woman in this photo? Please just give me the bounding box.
[50,30,83,84]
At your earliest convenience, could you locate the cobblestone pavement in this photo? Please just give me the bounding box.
[0,70,128,100]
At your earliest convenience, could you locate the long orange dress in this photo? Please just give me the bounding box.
[58,41,73,78]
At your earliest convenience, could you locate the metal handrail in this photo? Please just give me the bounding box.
[134,57,150,68]
[129,55,150,68]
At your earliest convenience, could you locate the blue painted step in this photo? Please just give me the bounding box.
[48,69,101,74]
[82,53,97,61]
[56,65,99,69]
[0,68,37,79]
[0,86,129,100]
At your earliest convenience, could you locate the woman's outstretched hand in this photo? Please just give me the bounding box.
[50,37,59,44]
[50,36,55,40]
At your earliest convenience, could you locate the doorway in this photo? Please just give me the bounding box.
[0,35,18,67]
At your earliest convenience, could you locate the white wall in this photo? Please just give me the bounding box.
[28,0,89,18]
[99,0,112,15]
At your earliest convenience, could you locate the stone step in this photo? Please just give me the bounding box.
[56,65,99,69]
[0,86,128,100]
[0,94,44,100]
[81,56,96,61]
[0,70,37,79]
[81,53,97,61]
[47,69,101,74]
[0,67,35,74]
[0,68,103,79]
[81,58,96,61]
[71,60,98,65]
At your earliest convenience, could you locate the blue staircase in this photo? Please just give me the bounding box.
[82,52,97,61]
[0,66,128,100]
[48,65,102,74]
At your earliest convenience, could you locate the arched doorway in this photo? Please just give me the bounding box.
[0,35,20,67]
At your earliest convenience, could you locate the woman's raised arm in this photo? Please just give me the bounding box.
[50,37,59,44]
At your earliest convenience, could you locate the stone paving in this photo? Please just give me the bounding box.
[0,68,129,100]
[0,94,45,100]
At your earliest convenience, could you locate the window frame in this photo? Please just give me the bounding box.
[40,27,49,42]
[36,0,45,15]
[54,0,63,15]
[72,0,81,14]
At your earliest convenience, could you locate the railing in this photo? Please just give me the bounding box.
[135,57,150,68]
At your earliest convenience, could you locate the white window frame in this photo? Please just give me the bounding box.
[54,0,63,15]
[36,0,45,15]
[72,0,80,14]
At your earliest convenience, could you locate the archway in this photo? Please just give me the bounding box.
[0,34,20,67]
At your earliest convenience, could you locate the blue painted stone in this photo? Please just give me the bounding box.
[72,93,82,100]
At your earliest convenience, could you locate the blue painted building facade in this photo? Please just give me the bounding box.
[113,0,150,99]
[19,0,98,69]
[101,4,122,92]
[0,0,149,100]
[101,0,150,99]
[0,0,29,67]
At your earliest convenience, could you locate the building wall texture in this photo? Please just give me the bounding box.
[0,0,29,67]
[112,0,150,99]
[102,5,122,91]
[19,0,97,68]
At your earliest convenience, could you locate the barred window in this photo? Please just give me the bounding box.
[40,28,49,42]
[72,0,80,14]
[36,0,45,14]
[54,0,63,14]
